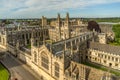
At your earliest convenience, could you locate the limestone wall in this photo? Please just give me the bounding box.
[88,49,120,70]
[7,44,16,55]
[18,50,32,66]
[65,61,114,80]
[0,34,7,49]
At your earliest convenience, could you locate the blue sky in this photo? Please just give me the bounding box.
[0,0,120,19]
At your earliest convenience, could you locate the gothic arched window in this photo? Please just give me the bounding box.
[54,62,60,78]
[41,52,49,70]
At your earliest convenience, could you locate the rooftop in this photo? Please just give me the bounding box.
[89,42,120,55]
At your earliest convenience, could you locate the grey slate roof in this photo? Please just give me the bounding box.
[89,42,120,55]
[45,43,64,54]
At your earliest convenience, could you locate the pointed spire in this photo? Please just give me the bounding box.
[66,12,69,22]
[57,13,60,22]
[42,16,44,27]
[42,16,47,27]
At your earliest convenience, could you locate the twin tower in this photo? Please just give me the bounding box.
[42,13,71,40]
[41,13,70,27]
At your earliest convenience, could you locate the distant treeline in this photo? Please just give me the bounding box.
[82,18,120,22]
[112,24,120,42]
[1,17,120,24]
[109,24,120,46]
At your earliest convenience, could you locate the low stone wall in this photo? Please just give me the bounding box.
[7,44,16,55]
[65,61,119,80]
[7,44,32,66]
[18,50,32,66]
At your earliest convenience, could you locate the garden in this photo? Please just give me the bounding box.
[0,63,9,80]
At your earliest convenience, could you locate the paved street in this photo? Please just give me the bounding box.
[0,49,41,80]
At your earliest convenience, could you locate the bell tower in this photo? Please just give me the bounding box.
[42,16,47,27]
[57,13,61,25]
[65,12,71,39]
[66,12,69,23]
[56,13,62,41]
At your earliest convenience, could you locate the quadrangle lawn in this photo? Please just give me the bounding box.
[0,63,9,80]
[82,62,120,77]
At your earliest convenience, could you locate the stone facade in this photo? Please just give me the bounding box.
[0,28,7,49]
[65,61,112,80]
[0,13,120,80]
[99,23,115,41]
[88,42,120,70]
[7,30,95,80]
[98,33,107,44]
[49,13,87,42]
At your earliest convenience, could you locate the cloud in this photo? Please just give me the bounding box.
[0,0,120,18]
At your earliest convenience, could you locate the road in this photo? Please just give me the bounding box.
[0,49,41,80]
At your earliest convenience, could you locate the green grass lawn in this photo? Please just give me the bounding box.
[82,62,120,77]
[0,63,9,80]
[108,24,120,46]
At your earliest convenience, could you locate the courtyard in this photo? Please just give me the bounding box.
[0,63,9,80]
[82,62,120,77]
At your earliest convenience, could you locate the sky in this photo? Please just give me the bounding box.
[0,0,120,19]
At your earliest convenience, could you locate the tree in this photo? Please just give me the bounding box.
[87,21,101,32]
